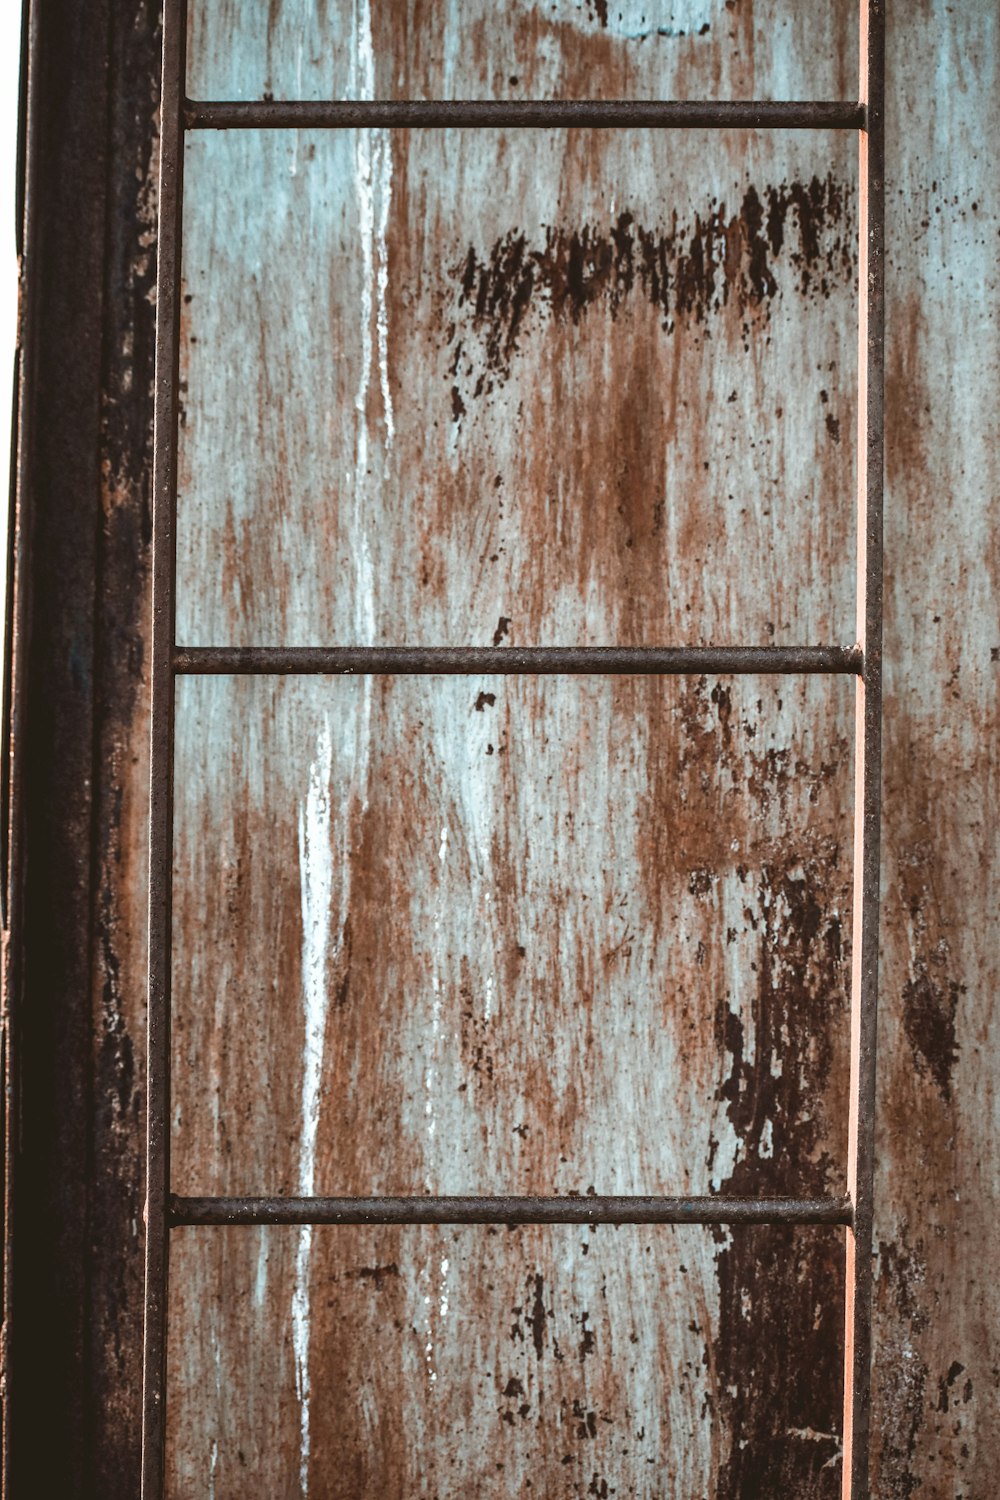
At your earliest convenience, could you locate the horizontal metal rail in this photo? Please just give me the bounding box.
[171,1194,853,1227]
[174,644,864,677]
[185,99,866,132]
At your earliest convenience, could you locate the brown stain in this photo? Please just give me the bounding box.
[870,7,1000,1481]
[169,666,855,1498]
[87,7,161,1485]
[900,968,962,1102]
[872,1239,929,1499]
[447,176,855,405]
[668,676,851,1496]
[708,847,848,1497]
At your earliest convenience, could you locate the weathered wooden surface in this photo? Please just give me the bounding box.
[172,674,854,1198]
[186,0,857,103]
[26,0,992,1495]
[177,123,858,648]
[167,2,864,1495]
[7,1,158,1494]
[167,1224,844,1498]
[169,670,853,1493]
[872,3,1000,1495]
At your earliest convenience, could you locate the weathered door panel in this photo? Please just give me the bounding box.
[186,0,858,104]
[166,1224,844,1498]
[167,3,861,1496]
[9,2,1000,1497]
[171,673,853,1199]
[177,127,857,648]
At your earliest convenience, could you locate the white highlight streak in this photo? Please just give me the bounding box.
[351,0,393,475]
[293,721,334,1496]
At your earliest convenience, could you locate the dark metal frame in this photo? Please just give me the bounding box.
[5,0,157,1493]
[143,1,884,1493]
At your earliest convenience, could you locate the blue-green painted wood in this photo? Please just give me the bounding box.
[186,0,858,103]
[177,124,858,648]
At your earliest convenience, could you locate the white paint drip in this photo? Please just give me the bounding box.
[292,721,334,1496]
[290,14,385,1435]
[208,1321,222,1497]
[350,0,393,515]
[253,1232,269,1308]
[288,38,303,176]
[374,125,394,446]
[422,1254,452,1394]
[439,1256,451,1319]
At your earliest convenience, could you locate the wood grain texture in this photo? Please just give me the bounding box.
[168,670,852,1495]
[166,1223,844,1498]
[166,4,861,1495]
[163,1,1000,1496]
[872,4,1000,1495]
[171,673,854,1199]
[177,125,858,648]
[185,0,858,103]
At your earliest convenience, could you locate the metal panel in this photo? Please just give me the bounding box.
[166,1224,845,1498]
[146,0,870,1495]
[186,0,858,104]
[176,124,858,649]
[8,1,999,1496]
[171,673,854,1199]
[872,3,1000,1495]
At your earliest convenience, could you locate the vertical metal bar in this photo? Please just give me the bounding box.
[844,2,884,1496]
[142,0,185,1493]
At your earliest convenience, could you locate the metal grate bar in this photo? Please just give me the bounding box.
[185,98,866,131]
[843,5,885,1498]
[174,644,863,677]
[171,1195,853,1228]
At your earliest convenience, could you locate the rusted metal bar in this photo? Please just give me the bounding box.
[173,644,864,676]
[185,99,866,132]
[142,0,185,1493]
[844,4,885,1498]
[171,1195,854,1228]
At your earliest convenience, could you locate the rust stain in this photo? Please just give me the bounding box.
[900,966,962,1103]
[679,672,850,1497]
[169,666,854,1490]
[190,0,856,104]
[447,176,855,405]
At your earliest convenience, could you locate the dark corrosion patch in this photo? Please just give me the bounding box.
[445,174,855,411]
[901,967,962,1103]
[678,676,849,1497]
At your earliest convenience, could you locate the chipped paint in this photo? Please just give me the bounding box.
[30,0,1000,1494]
[177,127,858,650]
[169,670,853,1493]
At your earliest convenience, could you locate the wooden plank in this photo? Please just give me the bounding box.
[169,670,853,1494]
[167,6,862,1495]
[872,5,1000,1495]
[166,1223,844,1498]
[171,673,854,1199]
[177,125,858,648]
[186,0,858,103]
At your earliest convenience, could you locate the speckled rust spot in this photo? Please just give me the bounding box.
[447,176,855,405]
